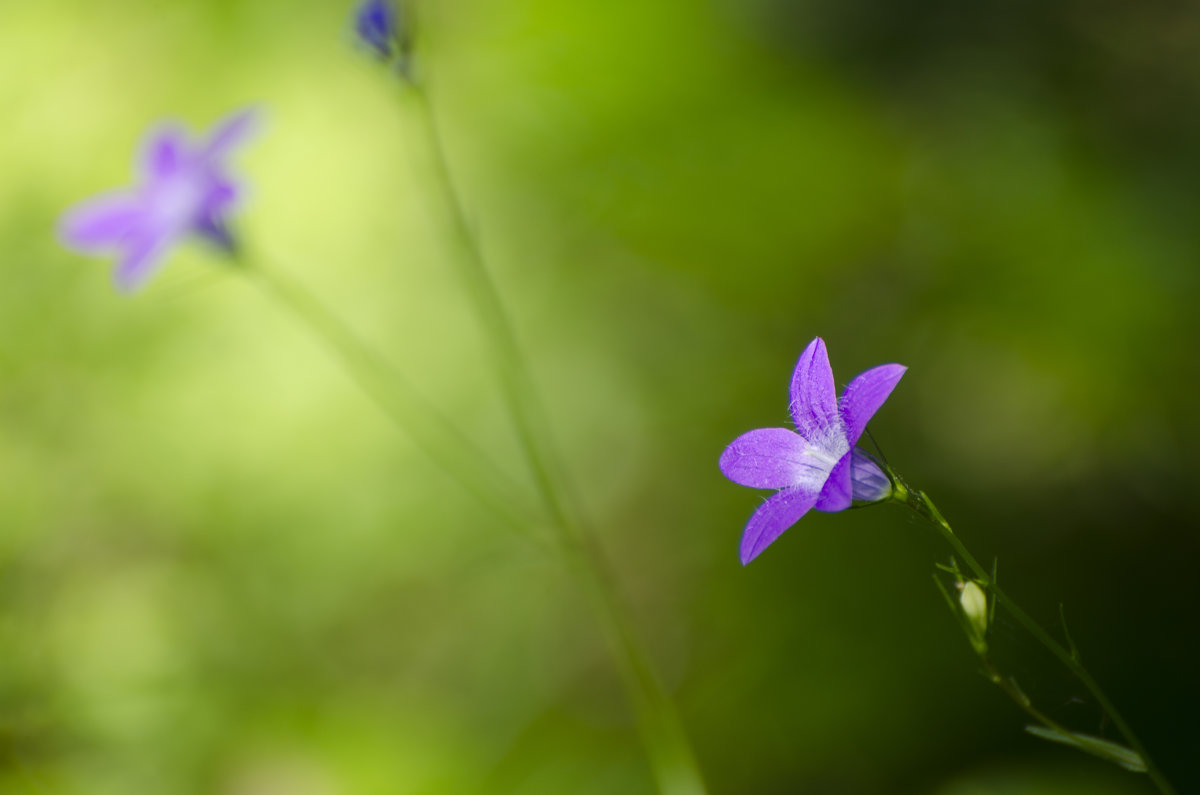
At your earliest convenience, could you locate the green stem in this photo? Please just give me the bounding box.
[980,658,1072,739]
[239,258,546,545]
[895,480,1176,795]
[404,89,707,795]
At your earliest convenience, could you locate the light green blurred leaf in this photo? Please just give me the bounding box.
[1024,726,1146,773]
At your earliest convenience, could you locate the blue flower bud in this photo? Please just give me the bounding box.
[849,448,892,503]
[355,0,397,59]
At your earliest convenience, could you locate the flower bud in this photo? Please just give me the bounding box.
[959,580,988,654]
[354,0,416,80]
[849,448,892,503]
[355,0,396,58]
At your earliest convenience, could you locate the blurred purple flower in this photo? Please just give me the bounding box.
[59,108,259,292]
[720,337,906,564]
[355,0,397,58]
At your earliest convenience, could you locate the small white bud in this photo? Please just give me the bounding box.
[959,581,988,654]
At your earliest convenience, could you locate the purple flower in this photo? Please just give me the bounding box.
[58,108,259,292]
[719,337,906,564]
[355,0,397,58]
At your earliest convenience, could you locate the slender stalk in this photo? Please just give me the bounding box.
[980,659,1072,739]
[238,257,546,545]
[895,480,1176,794]
[403,89,707,795]
[236,252,707,784]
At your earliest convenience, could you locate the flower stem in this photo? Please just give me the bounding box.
[979,657,1073,740]
[238,257,547,546]
[403,88,707,795]
[894,480,1177,794]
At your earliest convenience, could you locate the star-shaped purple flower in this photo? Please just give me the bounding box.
[58,108,259,292]
[720,337,906,564]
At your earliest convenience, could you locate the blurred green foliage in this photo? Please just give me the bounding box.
[0,0,1196,792]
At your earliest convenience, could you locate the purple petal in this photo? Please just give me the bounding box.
[720,428,834,491]
[740,486,820,565]
[59,195,143,251]
[839,363,907,445]
[112,233,170,293]
[202,108,260,159]
[814,451,853,512]
[142,125,189,179]
[789,337,848,453]
[848,448,891,503]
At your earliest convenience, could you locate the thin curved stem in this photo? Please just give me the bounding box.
[981,659,1071,738]
[401,88,707,795]
[896,480,1176,795]
[238,257,548,547]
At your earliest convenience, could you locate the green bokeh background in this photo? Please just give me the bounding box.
[2,1,1197,793]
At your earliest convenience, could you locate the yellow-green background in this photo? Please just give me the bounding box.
[1,1,1196,792]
